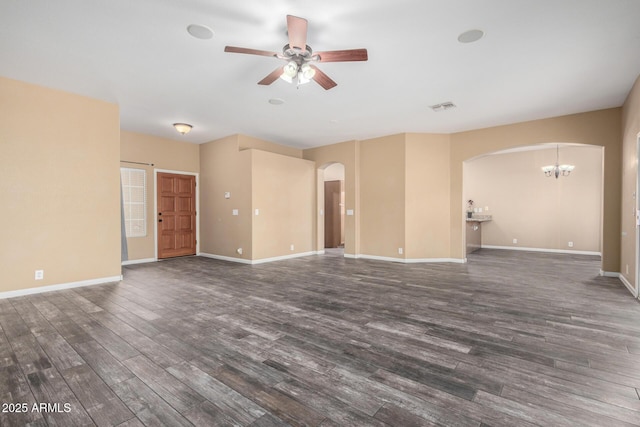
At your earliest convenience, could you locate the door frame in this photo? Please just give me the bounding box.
[318,162,346,254]
[154,169,200,261]
[635,133,640,298]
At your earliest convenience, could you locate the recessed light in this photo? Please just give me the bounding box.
[458,29,484,44]
[268,98,285,105]
[187,24,214,40]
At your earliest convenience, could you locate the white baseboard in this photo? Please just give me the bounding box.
[608,271,639,298]
[600,270,619,278]
[199,251,318,265]
[122,258,156,266]
[345,254,466,264]
[199,253,252,264]
[0,275,123,300]
[481,245,601,256]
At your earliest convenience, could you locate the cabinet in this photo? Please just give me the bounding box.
[466,221,482,254]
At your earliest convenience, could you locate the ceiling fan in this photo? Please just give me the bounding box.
[224,15,368,90]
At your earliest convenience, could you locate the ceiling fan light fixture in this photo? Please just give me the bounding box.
[297,63,316,84]
[279,73,293,83]
[297,71,311,85]
[301,63,315,79]
[173,123,193,135]
[224,15,368,90]
[283,61,298,78]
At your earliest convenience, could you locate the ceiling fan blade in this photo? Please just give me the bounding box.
[224,46,279,57]
[258,67,284,85]
[310,65,337,90]
[287,15,308,50]
[315,49,368,62]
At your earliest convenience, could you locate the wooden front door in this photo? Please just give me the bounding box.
[157,172,196,259]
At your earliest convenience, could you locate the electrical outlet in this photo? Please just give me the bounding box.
[398,248,403,255]
[224,192,231,199]
[290,244,295,251]
[512,238,518,244]
[35,270,44,280]
[237,248,243,255]
[568,241,574,247]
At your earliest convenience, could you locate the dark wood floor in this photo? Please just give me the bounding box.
[2,249,640,426]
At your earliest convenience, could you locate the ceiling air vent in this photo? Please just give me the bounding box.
[430,102,457,112]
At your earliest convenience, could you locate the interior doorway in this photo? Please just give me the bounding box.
[323,163,345,253]
[462,143,604,263]
[635,134,640,298]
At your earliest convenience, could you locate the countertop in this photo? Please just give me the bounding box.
[466,215,492,222]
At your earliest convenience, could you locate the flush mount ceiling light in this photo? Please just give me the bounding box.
[542,144,575,178]
[430,102,457,112]
[173,123,193,135]
[458,29,484,44]
[187,24,214,40]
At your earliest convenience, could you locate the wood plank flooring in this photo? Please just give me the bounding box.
[1,249,640,426]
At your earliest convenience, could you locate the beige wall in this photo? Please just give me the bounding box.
[359,134,406,258]
[120,131,200,261]
[465,145,603,252]
[239,134,303,158]
[0,77,121,293]
[251,149,315,259]
[621,74,640,292]
[451,108,622,271]
[199,134,314,262]
[405,133,451,259]
[2,75,632,295]
[199,135,253,260]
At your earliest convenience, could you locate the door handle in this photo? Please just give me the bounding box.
[158,219,163,222]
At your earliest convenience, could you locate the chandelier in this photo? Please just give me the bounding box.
[542,145,574,179]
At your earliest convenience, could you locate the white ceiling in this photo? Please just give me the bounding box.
[2,0,639,149]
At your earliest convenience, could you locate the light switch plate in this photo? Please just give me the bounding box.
[232,209,239,216]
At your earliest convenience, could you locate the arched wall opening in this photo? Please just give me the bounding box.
[462,143,604,259]
[450,108,621,274]
[322,163,346,251]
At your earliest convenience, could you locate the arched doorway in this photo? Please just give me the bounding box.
[322,163,345,255]
[462,143,604,260]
